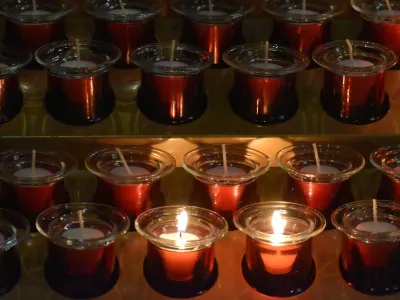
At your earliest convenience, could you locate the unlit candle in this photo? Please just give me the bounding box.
[356,221,397,233]
[110,166,151,176]
[155,61,188,67]
[60,61,96,68]
[14,168,52,177]
[109,8,141,15]
[206,166,247,176]
[300,165,340,174]
[338,59,374,67]
[62,228,105,239]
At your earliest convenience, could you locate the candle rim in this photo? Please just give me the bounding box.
[0,46,32,75]
[0,208,30,250]
[352,1,400,22]
[370,145,400,178]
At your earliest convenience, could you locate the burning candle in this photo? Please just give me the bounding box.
[332,200,400,295]
[0,209,29,297]
[313,40,397,125]
[135,206,227,298]
[131,42,213,125]
[223,43,309,125]
[234,202,326,297]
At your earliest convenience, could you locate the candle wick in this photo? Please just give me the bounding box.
[78,210,84,230]
[312,143,321,174]
[302,0,306,11]
[170,40,176,62]
[222,144,228,176]
[346,39,354,62]
[32,0,36,12]
[208,0,213,12]
[31,149,36,178]
[116,147,133,176]
[265,41,269,65]
[386,0,393,13]
[75,38,81,64]
[179,231,182,239]
[373,199,378,223]
[118,0,127,14]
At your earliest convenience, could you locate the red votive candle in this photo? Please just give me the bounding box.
[276,144,365,228]
[370,145,400,202]
[0,209,29,296]
[35,40,120,125]
[313,40,397,125]
[0,0,75,69]
[223,43,309,125]
[135,206,228,298]
[182,145,270,230]
[332,200,400,295]
[85,0,161,69]
[86,147,175,229]
[131,43,213,125]
[0,46,32,124]
[36,203,129,298]
[0,150,76,230]
[171,0,254,68]
[264,0,345,63]
[234,202,326,297]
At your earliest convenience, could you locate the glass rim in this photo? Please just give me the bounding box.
[370,145,400,177]
[234,201,326,245]
[351,0,400,22]
[313,40,398,76]
[0,45,32,76]
[0,209,30,250]
[223,43,309,77]
[135,205,228,251]
[332,200,400,243]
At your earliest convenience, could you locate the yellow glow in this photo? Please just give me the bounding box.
[271,210,287,244]
[177,210,188,233]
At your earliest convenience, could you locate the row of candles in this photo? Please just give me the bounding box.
[1,143,400,298]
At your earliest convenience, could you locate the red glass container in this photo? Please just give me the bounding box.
[182,144,270,230]
[332,200,400,295]
[171,0,254,68]
[85,0,161,69]
[135,206,228,298]
[35,40,121,125]
[223,43,309,125]
[36,203,129,298]
[0,46,32,124]
[0,150,76,230]
[85,147,175,229]
[313,40,397,125]
[234,202,326,297]
[264,0,345,63]
[0,0,75,69]
[0,209,30,296]
[131,43,212,125]
[276,144,365,228]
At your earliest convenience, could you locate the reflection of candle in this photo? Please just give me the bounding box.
[300,165,340,174]
[13,168,52,177]
[154,61,188,67]
[338,59,374,67]
[110,166,151,176]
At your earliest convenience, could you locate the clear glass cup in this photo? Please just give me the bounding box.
[234,201,326,297]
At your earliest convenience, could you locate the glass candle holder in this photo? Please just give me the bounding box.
[223,43,309,125]
[182,145,270,230]
[131,43,213,125]
[85,147,175,228]
[0,0,75,69]
[135,206,228,298]
[0,209,30,296]
[234,202,326,297]
[370,145,400,202]
[0,150,77,230]
[36,203,130,298]
[332,200,400,295]
[0,46,32,125]
[35,40,121,126]
[313,40,397,125]
[171,0,254,68]
[85,0,161,69]
[264,0,345,63]
[276,144,365,228]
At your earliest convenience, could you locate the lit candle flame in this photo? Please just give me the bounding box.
[176,210,188,247]
[271,210,287,245]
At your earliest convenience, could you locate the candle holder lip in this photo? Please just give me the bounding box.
[351,0,400,21]
[35,40,121,78]
[234,201,326,245]
[131,43,213,76]
[370,145,400,179]
[84,0,162,22]
[0,0,76,23]
[85,146,176,184]
[170,0,254,24]
[36,202,130,249]
[135,205,228,252]
[276,144,365,183]
[223,43,309,77]
[332,200,400,243]
[263,0,345,22]
[0,208,30,251]
[182,145,270,185]
[0,44,32,76]
[0,149,77,186]
[313,40,398,76]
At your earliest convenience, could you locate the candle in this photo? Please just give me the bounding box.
[108,8,141,15]
[110,166,151,176]
[154,61,188,67]
[356,221,397,233]
[60,60,97,68]
[205,166,247,176]
[13,168,52,178]
[287,8,318,15]
[249,62,282,70]
[338,59,374,67]
[20,10,51,16]
[62,228,105,239]
[300,165,340,174]
[197,10,227,16]
[377,9,400,16]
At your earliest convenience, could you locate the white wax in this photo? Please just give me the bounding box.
[249,62,282,70]
[300,165,340,174]
[62,228,104,240]
[377,9,400,16]
[108,8,141,15]
[60,61,97,68]
[206,166,247,176]
[288,9,319,15]
[356,221,397,233]
[20,10,51,16]
[155,61,188,67]
[338,59,374,67]
[160,232,199,241]
[110,166,151,176]
[197,10,227,16]
[13,167,52,178]
[0,63,8,68]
